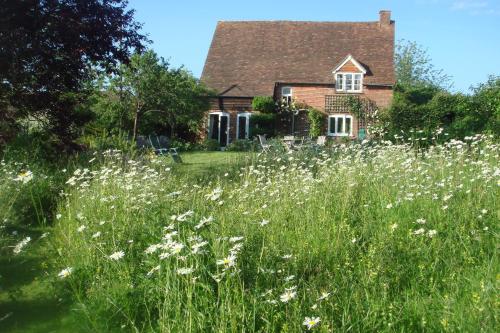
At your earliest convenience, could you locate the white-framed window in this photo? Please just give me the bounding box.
[328,114,353,137]
[335,73,363,93]
[281,86,292,105]
[236,112,251,140]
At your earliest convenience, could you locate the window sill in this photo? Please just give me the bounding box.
[327,133,352,137]
[335,90,363,94]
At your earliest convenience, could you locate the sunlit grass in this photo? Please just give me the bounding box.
[49,136,499,332]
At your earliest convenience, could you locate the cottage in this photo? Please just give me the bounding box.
[201,10,395,146]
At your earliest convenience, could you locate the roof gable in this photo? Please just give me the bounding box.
[333,55,367,74]
[201,19,395,97]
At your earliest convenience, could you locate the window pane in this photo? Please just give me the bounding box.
[238,116,246,139]
[282,87,291,96]
[345,117,351,134]
[345,74,353,91]
[337,117,343,133]
[354,74,361,90]
[336,74,343,90]
[210,114,219,140]
[329,117,335,134]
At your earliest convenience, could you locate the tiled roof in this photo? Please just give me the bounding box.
[201,18,395,97]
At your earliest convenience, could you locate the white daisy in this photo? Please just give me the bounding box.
[109,251,125,260]
[303,316,321,330]
[58,267,73,279]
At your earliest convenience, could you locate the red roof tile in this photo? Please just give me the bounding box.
[201,18,395,97]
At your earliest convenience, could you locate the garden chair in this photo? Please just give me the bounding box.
[258,135,271,154]
[283,135,295,151]
[136,135,149,150]
[316,135,326,147]
[143,135,183,163]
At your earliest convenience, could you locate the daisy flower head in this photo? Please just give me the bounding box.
[279,289,297,303]
[177,267,195,275]
[216,254,237,268]
[318,291,330,301]
[109,250,125,260]
[303,316,321,330]
[58,267,73,279]
[15,170,33,184]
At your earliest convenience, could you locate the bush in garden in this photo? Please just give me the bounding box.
[249,113,277,137]
[252,96,276,114]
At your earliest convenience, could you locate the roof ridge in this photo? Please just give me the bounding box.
[217,20,380,24]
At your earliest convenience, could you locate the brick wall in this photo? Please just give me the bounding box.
[200,84,392,143]
[201,97,253,143]
[277,83,392,138]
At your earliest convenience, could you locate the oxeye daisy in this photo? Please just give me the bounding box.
[303,316,321,330]
[15,170,33,184]
[279,289,297,303]
[109,251,125,260]
[58,267,73,279]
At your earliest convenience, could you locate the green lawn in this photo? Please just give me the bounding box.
[165,151,255,180]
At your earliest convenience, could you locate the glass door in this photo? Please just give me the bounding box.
[208,112,230,147]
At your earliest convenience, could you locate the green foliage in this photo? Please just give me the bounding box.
[454,76,500,137]
[395,39,452,90]
[387,76,500,138]
[252,96,276,113]
[387,84,441,133]
[201,138,221,151]
[226,139,257,152]
[307,108,324,137]
[79,130,137,156]
[50,139,498,332]
[91,50,213,140]
[249,113,276,137]
[0,0,146,143]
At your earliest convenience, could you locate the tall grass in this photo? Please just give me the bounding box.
[52,136,498,332]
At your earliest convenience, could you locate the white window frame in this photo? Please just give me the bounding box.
[208,111,230,145]
[281,86,293,105]
[236,112,252,140]
[335,73,363,93]
[327,114,353,137]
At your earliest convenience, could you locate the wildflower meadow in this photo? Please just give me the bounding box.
[13,135,491,332]
[0,135,498,332]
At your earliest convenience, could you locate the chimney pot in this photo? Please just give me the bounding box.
[379,10,391,25]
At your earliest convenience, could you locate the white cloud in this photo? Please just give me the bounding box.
[451,1,488,11]
[451,0,500,15]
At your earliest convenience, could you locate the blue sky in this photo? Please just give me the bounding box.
[128,0,499,92]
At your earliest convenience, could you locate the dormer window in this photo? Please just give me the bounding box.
[336,73,363,92]
[332,54,367,93]
[281,86,292,105]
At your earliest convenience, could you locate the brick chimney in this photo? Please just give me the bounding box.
[379,10,391,26]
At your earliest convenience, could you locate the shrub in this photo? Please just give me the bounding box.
[201,138,220,151]
[307,108,324,138]
[252,96,276,114]
[226,139,257,152]
[249,113,276,137]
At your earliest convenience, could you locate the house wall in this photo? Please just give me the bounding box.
[278,84,392,138]
[201,84,392,144]
[201,97,253,143]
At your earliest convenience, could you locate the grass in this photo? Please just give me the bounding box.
[0,150,250,332]
[166,151,255,180]
[49,138,498,332]
[1,140,498,332]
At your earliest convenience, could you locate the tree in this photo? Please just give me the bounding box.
[0,0,147,145]
[395,39,452,90]
[95,51,212,140]
[252,96,276,113]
